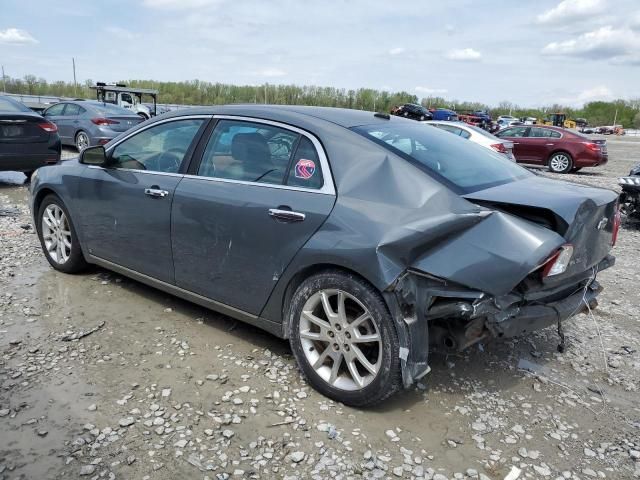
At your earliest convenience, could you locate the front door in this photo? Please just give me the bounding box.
[497,126,529,161]
[76,117,207,283]
[42,103,69,143]
[171,118,335,315]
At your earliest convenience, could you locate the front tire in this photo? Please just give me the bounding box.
[37,194,87,273]
[548,152,573,174]
[288,271,402,407]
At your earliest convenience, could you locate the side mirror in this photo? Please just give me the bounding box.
[80,145,108,166]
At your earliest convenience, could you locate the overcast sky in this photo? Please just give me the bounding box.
[1,0,639,107]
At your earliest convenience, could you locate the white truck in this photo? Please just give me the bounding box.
[90,83,159,119]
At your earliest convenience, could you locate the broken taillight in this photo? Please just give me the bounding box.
[612,208,621,247]
[490,143,507,154]
[541,244,574,278]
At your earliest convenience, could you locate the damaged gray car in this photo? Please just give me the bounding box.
[29,106,619,406]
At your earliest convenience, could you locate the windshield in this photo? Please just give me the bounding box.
[0,97,32,113]
[89,102,136,116]
[353,122,531,193]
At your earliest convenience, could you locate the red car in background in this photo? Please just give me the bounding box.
[496,125,607,174]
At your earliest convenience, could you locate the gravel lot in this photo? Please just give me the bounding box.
[1,138,639,480]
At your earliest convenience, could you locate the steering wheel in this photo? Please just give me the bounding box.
[154,148,183,173]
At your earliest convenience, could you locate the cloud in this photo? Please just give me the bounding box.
[415,86,448,95]
[542,25,640,63]
[142,0,222,9]
[537,0,605,24]
[388,47,405,55]
[445,48,481,61]
[258,68,286,77]
[104,26,139,40]
[0,28,38,45]
[555,85,614,107]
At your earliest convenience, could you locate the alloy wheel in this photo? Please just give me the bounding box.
[299,289,382,391]
[41,204,72,264]
[550,154,570,172]
[76,132,89,151]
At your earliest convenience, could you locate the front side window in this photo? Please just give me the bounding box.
[354,122,531,193]
[110,119,204,173]
[198,120,299,185]
[497,126,528,138]
[44,103,66,116]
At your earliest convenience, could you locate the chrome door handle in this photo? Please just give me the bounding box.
[268,208,305,222]
[546,143,555,146]
[144,188,169,198]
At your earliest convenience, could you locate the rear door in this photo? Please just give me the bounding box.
[60,104,83,141]
[171,117,336,315]
[77,117,208,283]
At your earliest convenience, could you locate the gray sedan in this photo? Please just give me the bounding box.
[29,106,618,406]
[42,101,143,152]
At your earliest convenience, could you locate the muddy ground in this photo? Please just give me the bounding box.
[1,138,639,480]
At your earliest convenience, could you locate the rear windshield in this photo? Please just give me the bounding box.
[89,102,135,116]
[353,122,531,193]
[0,97,32,113]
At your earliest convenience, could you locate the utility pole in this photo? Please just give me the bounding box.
[1,65,5,92]
[613,108,618,127]
[72,57,77,96]
[264,83,267,104]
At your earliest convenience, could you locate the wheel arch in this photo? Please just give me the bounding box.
[547,149,573,165]
[32,187,60,227]
[279,263,389,340]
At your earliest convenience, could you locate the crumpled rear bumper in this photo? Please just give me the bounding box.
[487,279,601,339]
[387,254,614,388]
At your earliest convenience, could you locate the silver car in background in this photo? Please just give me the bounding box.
[424,120,516,161]
[42,101,144,151]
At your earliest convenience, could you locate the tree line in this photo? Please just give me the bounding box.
[3,74,639,128]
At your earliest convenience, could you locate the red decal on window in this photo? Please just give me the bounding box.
[295,159,316,179]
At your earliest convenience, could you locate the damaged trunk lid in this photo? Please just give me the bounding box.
[464,176,618,278]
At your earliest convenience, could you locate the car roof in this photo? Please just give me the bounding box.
[160,104,405,129]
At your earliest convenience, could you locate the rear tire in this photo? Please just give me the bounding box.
[548,151,573,174]
[36,194,87,274]
[75,131,90,152]
[288,270,402,407]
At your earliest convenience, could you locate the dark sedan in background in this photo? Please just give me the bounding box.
[42,100,144,152]
[29,106,618,406]
[496,125,607,173]
[0,95,61,179]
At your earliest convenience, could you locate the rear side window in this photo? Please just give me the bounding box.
[530,128,562,138]
[286,137,324,189]
[198,120,299,185]
[354,122,531,193]
[64,104,83,116]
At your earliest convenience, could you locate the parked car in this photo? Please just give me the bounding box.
[430,108,458,121]
[496,117,522,129]
[30,106,619,406]
[42,101,144,152]
[496,125,607,173]
[425,120,515,161]
[0,95,61,179]
[390,103,433,121]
